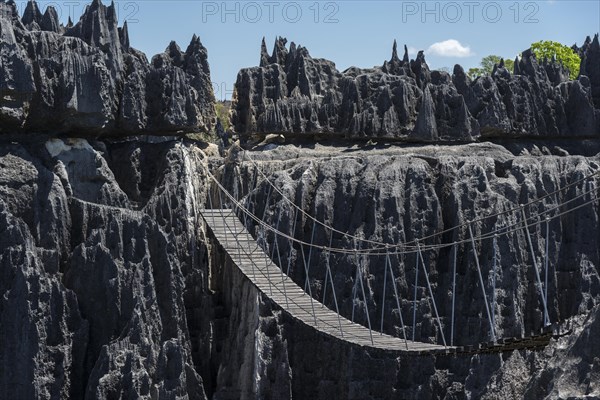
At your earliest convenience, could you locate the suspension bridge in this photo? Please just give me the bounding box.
[199,147,598,356]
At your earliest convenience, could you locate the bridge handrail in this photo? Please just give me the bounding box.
[206,161,598,256]
[237,146,599,254]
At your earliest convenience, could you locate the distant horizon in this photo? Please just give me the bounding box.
[10,0,600,100]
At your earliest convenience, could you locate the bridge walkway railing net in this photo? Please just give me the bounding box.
[201,208,451,354]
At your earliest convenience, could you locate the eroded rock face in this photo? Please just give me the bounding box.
[0,0,216,135]
[218,142,600,398]
[0,138,211,399]
[232,36,600,141]
[1,137,600,399]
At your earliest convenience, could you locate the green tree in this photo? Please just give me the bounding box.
[467,67,484,79]
[480,55,503,73]
[215,101,231,132]
[530,40,581,80]
[467,55,515,79]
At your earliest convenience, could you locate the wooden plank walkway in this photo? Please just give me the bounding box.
[201,209,453,354]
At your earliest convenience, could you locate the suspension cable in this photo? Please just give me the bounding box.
[206,160,598,257]
[238,146,599,253]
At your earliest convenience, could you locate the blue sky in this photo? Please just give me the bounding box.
[21,1,600,100]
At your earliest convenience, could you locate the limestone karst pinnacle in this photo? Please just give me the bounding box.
[0,0,216,135]
[231,36,600,140]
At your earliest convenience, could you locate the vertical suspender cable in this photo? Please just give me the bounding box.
[521,208,550,327]
[387,250,409,350]
[417,245,447,347]
[304,221,317,292]
[491,234,498,329]
[412,242,420,342]
[544,216,550,326]
[450,242,457,347]
[469,223,496,343]
[323,227,334,306]
[380,251,389,335]
[356,251,374,345]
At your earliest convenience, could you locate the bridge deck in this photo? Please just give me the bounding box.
[201,209,453,354]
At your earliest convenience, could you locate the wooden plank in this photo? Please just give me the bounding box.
[202,209,454,354]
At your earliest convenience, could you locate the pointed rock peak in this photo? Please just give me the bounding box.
[119,20,130,49]
[40,5,60,32]
[416,50,426,63]
[592,33,600,48]
[167,40,182,55]
[90,0,102,9]
[403,45,409,63]
[22,0,42,26]
[391,40,399,61]
[513,56,520,75]
[270,36,289,65]
[499,58,505,68]
[260,37,270,67]
[107,0,117,21]
[165,41,184,66]
[67,16,73,27]
[185,34,207,59]
[453,64,466,79]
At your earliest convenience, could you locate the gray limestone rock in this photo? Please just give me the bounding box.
[1,136,600,399]
[0,0,216,135]
[232,36,600,141]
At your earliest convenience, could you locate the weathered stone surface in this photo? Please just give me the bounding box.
[0,0,216,135]
[217,141,600,398]
[232,36,600,141]
[0,138,210,399]
[1,136,600,399]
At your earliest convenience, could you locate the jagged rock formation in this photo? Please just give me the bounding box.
[232,36,600,141]
[0,0,216,135]
[221,141,600,398]
[0,137,214,399]
[1,136,599,399]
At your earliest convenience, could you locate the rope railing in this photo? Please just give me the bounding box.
[236,144,599,253]
[210,160,598,256]
[200,148,599,348]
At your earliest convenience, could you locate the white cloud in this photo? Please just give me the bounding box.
[427,39,474,58]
